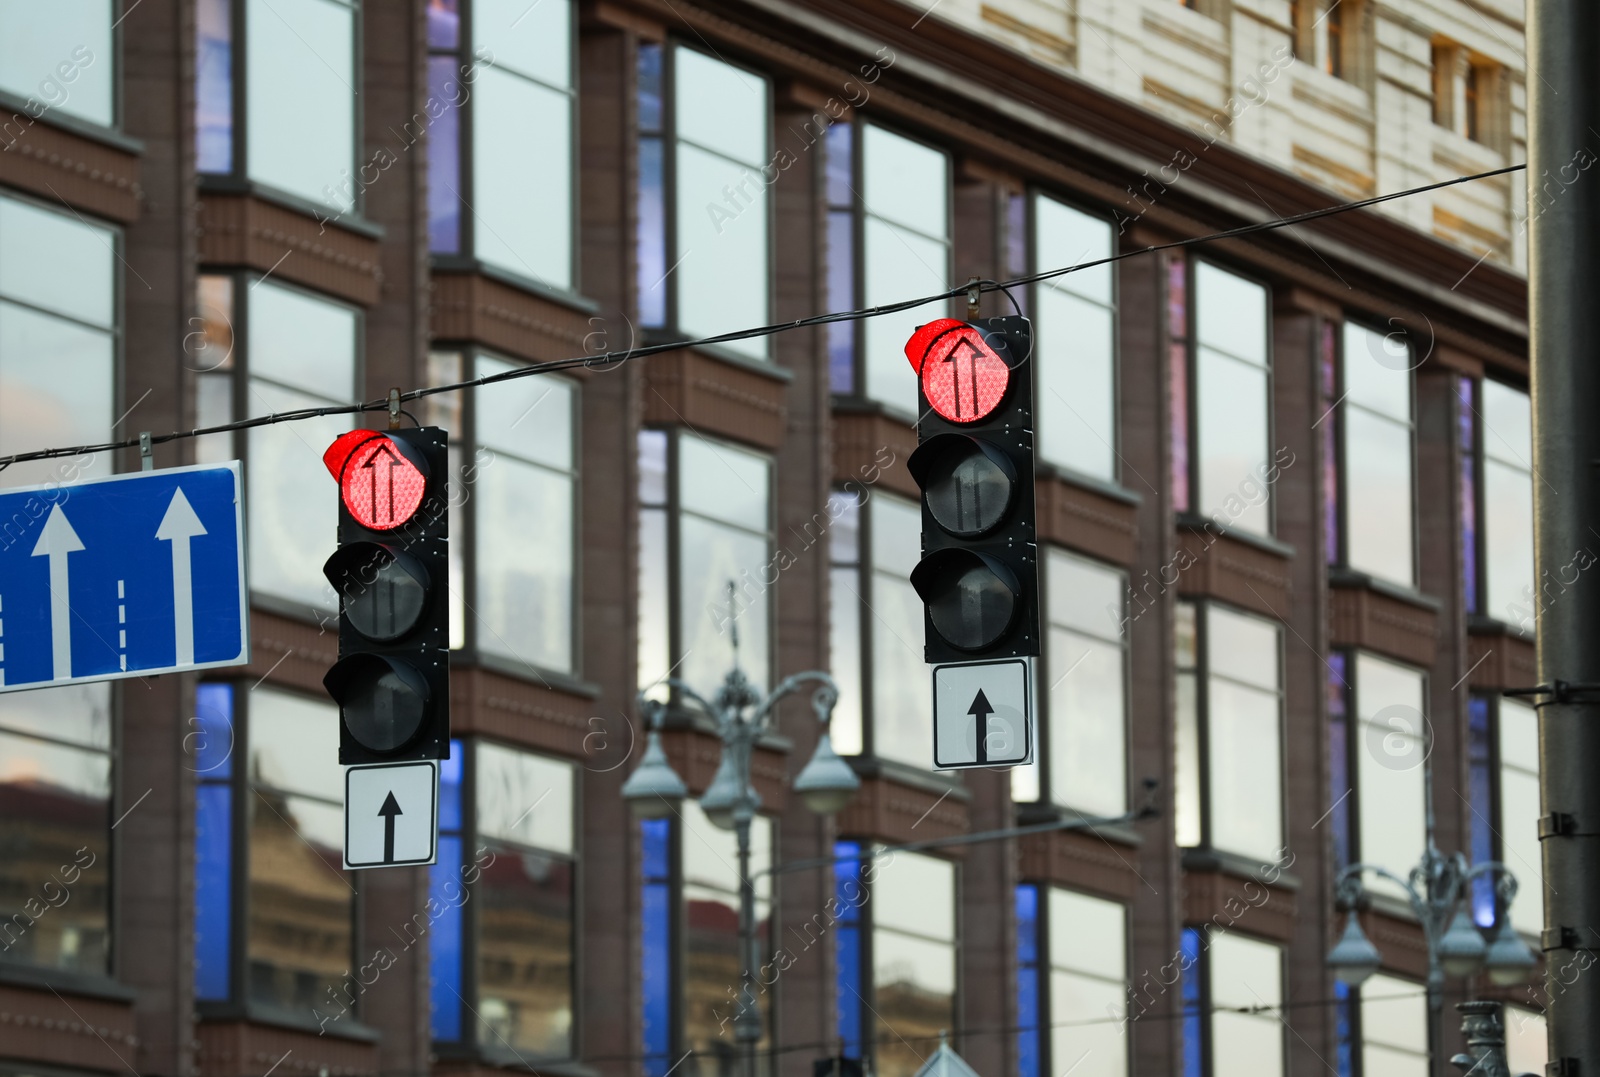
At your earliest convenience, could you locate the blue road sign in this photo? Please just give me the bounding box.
[0,463,250,692]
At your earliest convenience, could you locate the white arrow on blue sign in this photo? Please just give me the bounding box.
[0,463,250,691]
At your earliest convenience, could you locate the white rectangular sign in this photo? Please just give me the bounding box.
[344,760,439,870]
[932,657,1035,769]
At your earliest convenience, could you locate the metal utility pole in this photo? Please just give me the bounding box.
[1527,2,1600,1069]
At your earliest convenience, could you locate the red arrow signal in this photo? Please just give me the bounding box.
[324,431,428,531]
[905,319,1011,423]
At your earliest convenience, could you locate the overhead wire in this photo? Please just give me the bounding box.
[0,162,1526,474]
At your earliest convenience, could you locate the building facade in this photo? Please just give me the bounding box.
[0,2,1550,1077]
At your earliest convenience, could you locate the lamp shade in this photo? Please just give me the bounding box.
[1483,918,1539,986]
[1438,907,1488,978]
[700,750,759,830]
[620,730,687,819]
[794,731,860,815]
[1327,912,1382,986]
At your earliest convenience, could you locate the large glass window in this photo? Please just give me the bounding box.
[1032,195,1117,480]
[0,684,112,975]
[635,43,770,359]
[0,193,116,492]
[246,686,351,1013]
[638,430,774,697]
[1189,930,1284,1076]
[827,490,930,768]
[1357,974,1429,1076]
[196,0,359,216]
[835,848,954,1077]
[1334,322,1415,586]
[430,739,576,1059]
[471,356,577,673]
[0,3,114,128]
[825,122,951,414]
[1185,262,1272,535]
[1344,654,1427,903]
[1497,697,1542,936]
[1015,885,1127,1077]
[428,0,576,291]
[637,805,774,1077]
[194,275,359,614]
[1479,380,1534,628]
[1013,550,1126,814]
[1505,1007,1548,1075]
[1175,603,1284,861]
[683,802,773,1072]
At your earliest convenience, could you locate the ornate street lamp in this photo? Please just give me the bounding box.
[621,617,858,1077]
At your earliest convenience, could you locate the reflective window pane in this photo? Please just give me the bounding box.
[1036,285,1115,479]
[863,217,949,415]
[1207,606,1279,690]
[475,359,574,471]
[246,382,349,610]
[0,194,116,491]
[246,688,349,1013]
[0,681,111,976]
[0,301,114,490]
[246,0,356,212]
[475,456,575,674]
[1480,380,1533,629]
[870,495,930,768]
[249,281,357,401]
[196,0,233,171]
[1354,655,1426,902]
[1194,262,1267,365]
[1035,195,1115,480]
[475,840,573,1056]
[1196,347,1270,534]
[1209,934,1283,1077]
[1499,699,1543,935]
[0,196,116,327]
[862,125,949,416]
[1342,322,1411,420]
[871,852,954,1077]
[862,125,947,238]
[1344,407,1414,586]
[675,141,769,358]
[683,802,772,1065]
[473,66,573,289]
[475,0,570,88]
[1505,1008,1549,1075]
[1208,678,1283,860]
[426,55,463,253]
[0,2,114,127]
[476,742,574,855]
[1360,973,1428,1075]
[680,435,770,532]
[679,515,770,693]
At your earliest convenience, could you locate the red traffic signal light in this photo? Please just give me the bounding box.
[905,318,1012,424]
[322,427,450,765]
[323,430,429,531]
[907,316,1039,665]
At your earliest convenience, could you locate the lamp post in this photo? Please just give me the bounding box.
[1327,844,1538,1066]
[621,662,859,1077]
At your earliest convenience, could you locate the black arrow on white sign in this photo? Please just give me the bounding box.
[969,689,994,765]
[379,791,402,864]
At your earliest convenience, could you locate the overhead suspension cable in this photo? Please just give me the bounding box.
[0,162,1525,473]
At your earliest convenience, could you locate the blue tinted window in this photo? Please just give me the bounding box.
[1327,653,1351,872]
[1015,885,1040,1077]
[429,738,467,1041]
[193,683,233,1000]
[834,840,864,1058]
[1180,928,1203,1077]
[642,818,673,1076]
[1468,697,1496,925]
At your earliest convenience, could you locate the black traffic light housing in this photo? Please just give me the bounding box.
[321,427,451,764]
[907,316,1040,664]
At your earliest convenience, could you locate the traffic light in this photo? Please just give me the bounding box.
[320,427,450,764]
[905,316,1040,665]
